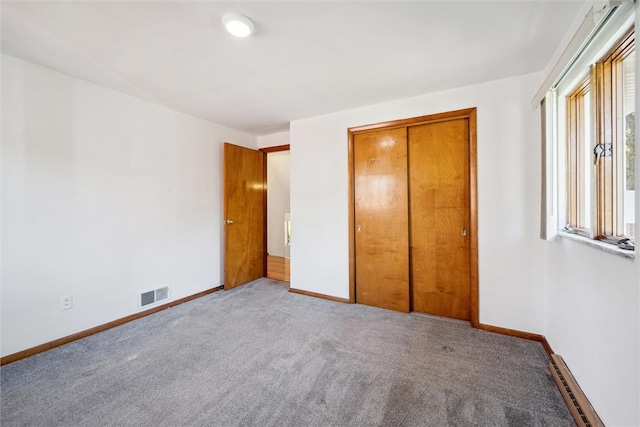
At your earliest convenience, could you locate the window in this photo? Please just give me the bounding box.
[622,49,635,238]
[564,29,635,245]
[566,77,592,233]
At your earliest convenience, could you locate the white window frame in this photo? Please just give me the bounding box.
[542,2,636,257]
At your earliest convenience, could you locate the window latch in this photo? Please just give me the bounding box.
[593,143,612,164]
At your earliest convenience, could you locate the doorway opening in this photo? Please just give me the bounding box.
[261,145,291,282]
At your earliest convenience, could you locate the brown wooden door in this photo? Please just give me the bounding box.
[354,128,410,312]
[223,143,265,290]
[408,119,470,320]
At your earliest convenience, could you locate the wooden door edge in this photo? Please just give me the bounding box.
[223,143,231,287]
[259,144,290,153]
[348,108,477,135]
[468,109,479,327]
[262,150,268,277]
[348,132,356,303]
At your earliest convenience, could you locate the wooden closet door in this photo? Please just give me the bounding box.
[223,143,265,290]
[409,119,470,320]
[354,128,410,312]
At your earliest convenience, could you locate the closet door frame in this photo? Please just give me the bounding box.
[347,107,479,327]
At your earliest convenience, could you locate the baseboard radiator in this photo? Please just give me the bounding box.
[549,354,604,427]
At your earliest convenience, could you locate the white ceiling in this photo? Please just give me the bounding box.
[1,1,584,135]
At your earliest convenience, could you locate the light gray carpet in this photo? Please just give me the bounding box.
[1,278,573,427]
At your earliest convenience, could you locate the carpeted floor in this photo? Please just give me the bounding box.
[1,278,573,426]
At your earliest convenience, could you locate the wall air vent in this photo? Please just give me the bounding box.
[139,286,170,308]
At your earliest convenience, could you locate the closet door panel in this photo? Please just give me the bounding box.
[354,128,410,313]
[409,119,470,320]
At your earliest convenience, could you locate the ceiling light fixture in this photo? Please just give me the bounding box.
[222,13,254,38]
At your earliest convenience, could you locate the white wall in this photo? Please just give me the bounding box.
[538,7,640,426]
[257,131,291,258]
[257,131,289,149]
[543,240,638,425]
[1,55,257,357]
[266,151,290,257]
[291,72,546,334]
[290,67,639,425]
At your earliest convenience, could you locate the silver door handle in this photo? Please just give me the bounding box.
[224,220,234,225]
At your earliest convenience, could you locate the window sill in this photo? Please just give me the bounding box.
[558,231,635,260]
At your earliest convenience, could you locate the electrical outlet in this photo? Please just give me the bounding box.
[60,295,73,311]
